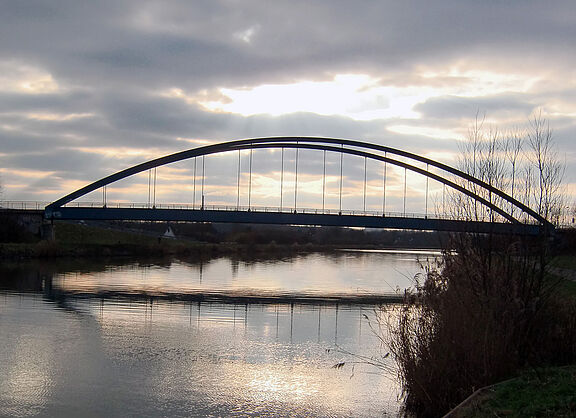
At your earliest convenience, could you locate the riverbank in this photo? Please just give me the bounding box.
[443,258,576,417]
[0,220,444,259]
[0,236,337,259]
[385,228,576,417]
[446,366,576,417]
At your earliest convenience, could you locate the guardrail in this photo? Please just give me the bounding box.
[56,201,440,219]
[0,201,51,210]
[3,200,546,225]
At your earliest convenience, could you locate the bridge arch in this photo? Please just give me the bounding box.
[45,137,552,231]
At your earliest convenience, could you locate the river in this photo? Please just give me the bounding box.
[0,249,438,417]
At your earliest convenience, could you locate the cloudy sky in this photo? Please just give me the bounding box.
[1,0,574,214]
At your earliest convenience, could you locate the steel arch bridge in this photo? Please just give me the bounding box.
[44,137,552,235]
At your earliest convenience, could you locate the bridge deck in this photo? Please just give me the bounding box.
[47,206,542,235]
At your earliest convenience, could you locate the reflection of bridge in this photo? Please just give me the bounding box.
[45,137,552,235]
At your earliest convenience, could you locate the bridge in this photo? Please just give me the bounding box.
[42,137,552,235]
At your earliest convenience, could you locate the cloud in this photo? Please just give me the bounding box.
[0,0,574,204]
[2,1,575,92]
[414,93,537,120]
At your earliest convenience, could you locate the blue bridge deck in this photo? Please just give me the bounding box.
[48,206,542,235]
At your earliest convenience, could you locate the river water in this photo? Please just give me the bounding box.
[0,249,437,417]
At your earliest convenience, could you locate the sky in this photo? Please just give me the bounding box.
[0,0,575,215]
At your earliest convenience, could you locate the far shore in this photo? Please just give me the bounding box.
[0,220,446,260]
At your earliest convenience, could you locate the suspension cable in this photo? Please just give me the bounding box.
[193,158,197,208]
[153,167,157,208]
[236,149,241,209]
[201,156,205,209]
[443,184,446,217]
[294,146,299,211]
[280,148,284,210]
[248,148,253,208]
[363,156,367,212]
[403,167,407,216]
[322,150,326,211]
[339,144,343,213]
[383,152,387,215]
[148,169,152,208]
[425,163,429,217]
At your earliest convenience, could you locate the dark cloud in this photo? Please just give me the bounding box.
[0,91,92,113]
[0,126,76,154]
[1,149,113,180]
[1,0,575,92]
[414,94,537,120]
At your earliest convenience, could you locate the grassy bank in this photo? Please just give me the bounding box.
[552,254,576,270]
[451,366,576,417]
[558,278,576,298]
[446,255,576,417]
[549,253,576,297]
[454,255,576,417]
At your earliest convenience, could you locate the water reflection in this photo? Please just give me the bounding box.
[1,295,399,416]
[0,251,429,416]
[60,251,429,302]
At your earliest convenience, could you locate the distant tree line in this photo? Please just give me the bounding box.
[100,220,448,249]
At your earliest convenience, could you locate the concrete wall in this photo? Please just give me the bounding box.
[0,209,48,239]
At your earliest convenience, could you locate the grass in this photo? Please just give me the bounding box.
[0,222,192,258]
[556,277,576,298]
[548,254,576,298]
[455,366,576,417]
[551,254,576,270]
[54,222,161,246]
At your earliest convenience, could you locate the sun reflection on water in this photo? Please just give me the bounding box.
[248,369,319,402]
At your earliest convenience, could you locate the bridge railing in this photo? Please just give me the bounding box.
[56,200,470,221]
[3,200,543,225]
[0,201,52,210]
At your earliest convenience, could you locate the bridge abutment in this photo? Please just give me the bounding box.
[0,208,46,241]
[41,220,55,241]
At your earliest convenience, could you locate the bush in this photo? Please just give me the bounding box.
[384,233,576,417]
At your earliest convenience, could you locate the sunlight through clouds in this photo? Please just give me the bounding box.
[195,68,544,125]
[25,113,94,121]
[199,74,424,120]
[0,62,60,94]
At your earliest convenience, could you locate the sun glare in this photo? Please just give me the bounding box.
[199,74,429,120]
[191,69,540,125]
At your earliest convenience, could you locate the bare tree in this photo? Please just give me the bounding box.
[504,129,523,217]
[453,114,509,223]
[450,112,565,226]
[526,112,565,224]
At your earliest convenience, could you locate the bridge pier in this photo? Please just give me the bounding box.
[41,220,55,241]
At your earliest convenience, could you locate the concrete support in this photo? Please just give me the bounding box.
[41,220,55,240]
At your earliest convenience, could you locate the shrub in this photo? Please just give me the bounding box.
[384,233,576,417]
